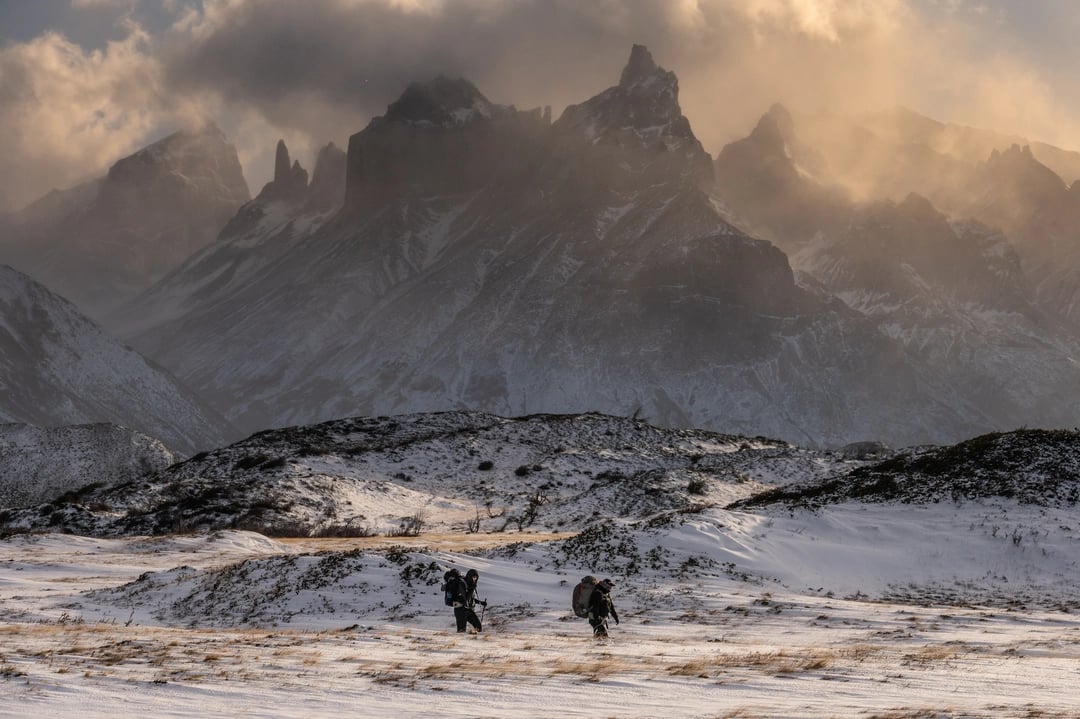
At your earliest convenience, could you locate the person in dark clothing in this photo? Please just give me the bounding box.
[449,568,483,633]
[464,569,487,613]
[588,578,619,637]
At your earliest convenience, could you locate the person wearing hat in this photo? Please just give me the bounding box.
[464,568,487,625]
[450,568,483,633]
[587,578,619,637]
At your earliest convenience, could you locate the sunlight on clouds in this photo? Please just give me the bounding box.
[0,28,166,209]
[739,0,908,42]
[1,0,1078,211]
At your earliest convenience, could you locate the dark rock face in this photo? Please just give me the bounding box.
[345,77,549,211]
[0,125,250,320]
[306,142,347,211]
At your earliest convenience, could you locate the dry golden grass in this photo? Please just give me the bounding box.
[901,644,962,665]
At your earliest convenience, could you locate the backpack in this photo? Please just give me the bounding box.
[442,570,459,607]
[572,575,597,618]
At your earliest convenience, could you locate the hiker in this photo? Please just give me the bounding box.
[464,569,487,615]
[587,578,619,637]
[444,567,483,633]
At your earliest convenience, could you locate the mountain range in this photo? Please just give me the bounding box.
[107,45,1023,447]
[1,44,1079,453]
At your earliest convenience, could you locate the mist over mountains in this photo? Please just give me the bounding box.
[0,125,250,321]
[1,44,1079,455]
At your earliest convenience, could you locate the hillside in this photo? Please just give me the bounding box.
[736,428,1080,509]
[0,411,859,537]
[0,423,177,509]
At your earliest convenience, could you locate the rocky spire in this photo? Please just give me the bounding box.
[619,44,659,88]
[274,140,291,184]
[552,44,709,186]
[260,140,308,203]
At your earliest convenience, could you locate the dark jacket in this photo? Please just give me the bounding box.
[588,585,618,623]
[464,575,480,608]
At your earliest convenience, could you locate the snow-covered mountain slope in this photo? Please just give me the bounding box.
[123,46,960,447]
[0,265,238,455]
[0,410,867,537]
[0,124,249,321]
[0,423,177,509]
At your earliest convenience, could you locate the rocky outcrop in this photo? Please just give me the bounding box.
[556,44,712,189]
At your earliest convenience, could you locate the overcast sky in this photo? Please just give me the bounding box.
[1,0,1078,212]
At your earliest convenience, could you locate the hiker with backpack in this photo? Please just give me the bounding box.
[588,578,619,637]
[442,567,483,633]
[572,576,619,638]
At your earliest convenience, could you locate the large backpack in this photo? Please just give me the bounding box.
[442,570,460,606]
[572,575,597,618]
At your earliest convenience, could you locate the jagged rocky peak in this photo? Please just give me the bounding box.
[560,44,691,140]
[897,191,941,219]
[766,103,795,139]
[619,43,662,87]
[554,44,711,186]
[259,139,309,202]
[274,139,291,180]
[384,75,500,127]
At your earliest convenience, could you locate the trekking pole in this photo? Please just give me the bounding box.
[480,598,488,624]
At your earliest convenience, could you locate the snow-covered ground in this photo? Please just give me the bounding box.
[4,499,1080,718]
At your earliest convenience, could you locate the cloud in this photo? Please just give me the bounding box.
[1,0,1078,212]
[0,22,212,211]
[153,0,922,183]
